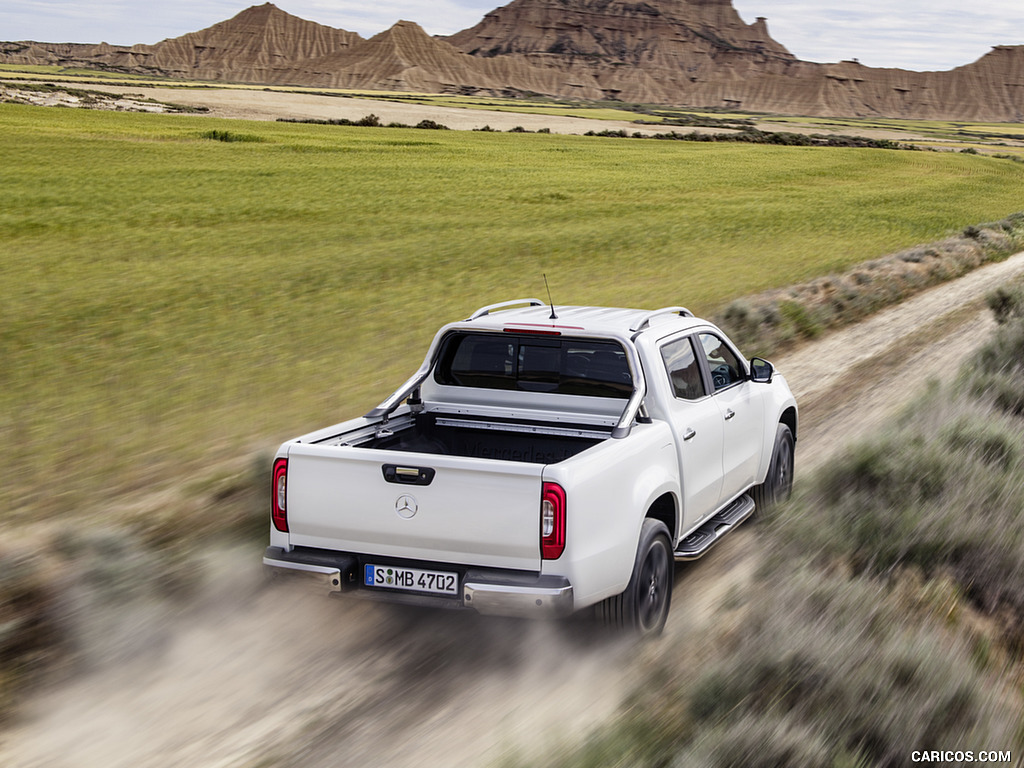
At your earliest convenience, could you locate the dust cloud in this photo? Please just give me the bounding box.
[0,544,639,768]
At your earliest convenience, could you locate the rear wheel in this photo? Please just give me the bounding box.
[597,519,672,637]
[751,423,794,516]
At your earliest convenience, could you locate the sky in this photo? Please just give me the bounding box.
[1,0,1022,72]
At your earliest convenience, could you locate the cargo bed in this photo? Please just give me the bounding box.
[325,412,609,465]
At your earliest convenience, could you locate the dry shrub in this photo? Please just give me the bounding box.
[780,374,1024,650]
[677,573,1019,768]
[542,572,1019,768]
[714,213,1024,356]
[987,285,1024,324]
[683,715,836,768]
[963,316,1024,417]
[0,549,64,722]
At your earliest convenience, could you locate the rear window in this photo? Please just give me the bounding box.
[434,333,632,399]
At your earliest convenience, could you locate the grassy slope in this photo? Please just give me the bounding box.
[4,102,1024,521]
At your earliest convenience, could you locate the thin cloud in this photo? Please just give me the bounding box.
[733,0,1024,69]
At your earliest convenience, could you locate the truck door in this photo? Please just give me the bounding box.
[696,332,765,503]
[659,335,724,532]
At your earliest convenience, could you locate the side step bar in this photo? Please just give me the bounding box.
[674,494,755,561]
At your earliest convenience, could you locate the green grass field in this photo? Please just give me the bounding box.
[4,102,1024,523]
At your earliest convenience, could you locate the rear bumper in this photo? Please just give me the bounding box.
[463,572,574,618]
[263,546,573,619]
[263,546,350,592]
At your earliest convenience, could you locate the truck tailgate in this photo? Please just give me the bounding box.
[285,443,545,571]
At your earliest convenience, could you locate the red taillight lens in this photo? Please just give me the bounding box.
[272,458,288,533]
[541,482,566,560]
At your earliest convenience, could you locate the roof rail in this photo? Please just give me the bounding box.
[629,306,694,333]
[467,298,545,321]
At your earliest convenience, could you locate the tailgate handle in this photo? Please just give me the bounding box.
[382,464,436,486]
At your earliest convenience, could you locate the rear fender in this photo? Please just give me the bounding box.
[542,422,679,608]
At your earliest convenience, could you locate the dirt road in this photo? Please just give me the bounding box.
[52,83,698,136]
[3,252,1023,768]
[13,81,943,144]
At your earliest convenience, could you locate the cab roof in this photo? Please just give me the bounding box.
[458,298,706,339]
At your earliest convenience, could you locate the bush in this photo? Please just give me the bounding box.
[675,573,1019,768]
[778,299,823,340]
[783,386,1024,649]
[199,129,265,143]
[683,716,836,768]
[986,285,1024,324]
[541,573,1020,768]
[963,318,1024,416]
[712,213,1024,357]
[0,549,63,722]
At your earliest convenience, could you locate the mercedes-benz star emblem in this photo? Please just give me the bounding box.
[395,494,418,519]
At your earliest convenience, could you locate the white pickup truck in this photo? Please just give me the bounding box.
[264,300,797,636]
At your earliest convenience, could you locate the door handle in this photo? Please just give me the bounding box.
[724,409,736,421]
[683,428,697,441]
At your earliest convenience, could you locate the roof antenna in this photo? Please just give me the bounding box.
[543,274,558,320]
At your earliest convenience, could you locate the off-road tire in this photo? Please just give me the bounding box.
[596,518,673,637]
[751,423,794,517]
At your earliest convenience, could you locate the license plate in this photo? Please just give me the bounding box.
[364,564,459,596]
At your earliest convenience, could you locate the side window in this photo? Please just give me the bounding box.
[661,336,706,401]
[699,333,744,392]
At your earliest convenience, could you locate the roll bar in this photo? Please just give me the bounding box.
[612,341,649,439]
[367,299,657,438]
[364,359,433,421]
[365,300,546,421]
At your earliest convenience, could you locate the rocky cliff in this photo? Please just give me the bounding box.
[0,4,361,83]
[446,0,793,64]
[283,20,545,93]
[2,0,1022,121]
[441,0,798,103]
[141,3,362,82]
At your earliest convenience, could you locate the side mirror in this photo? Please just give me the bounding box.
[750,357,774,383]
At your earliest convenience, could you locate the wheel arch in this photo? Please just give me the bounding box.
[645,492,678,545]
[780,405,798,442]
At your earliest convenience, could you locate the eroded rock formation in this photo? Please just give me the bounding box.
[2,0,1022,121]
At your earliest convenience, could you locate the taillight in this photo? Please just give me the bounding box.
[272,458,288,532]
[541,482,566,560]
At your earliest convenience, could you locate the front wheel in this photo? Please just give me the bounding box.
[751,423,794,516]
[597,519,673,637]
